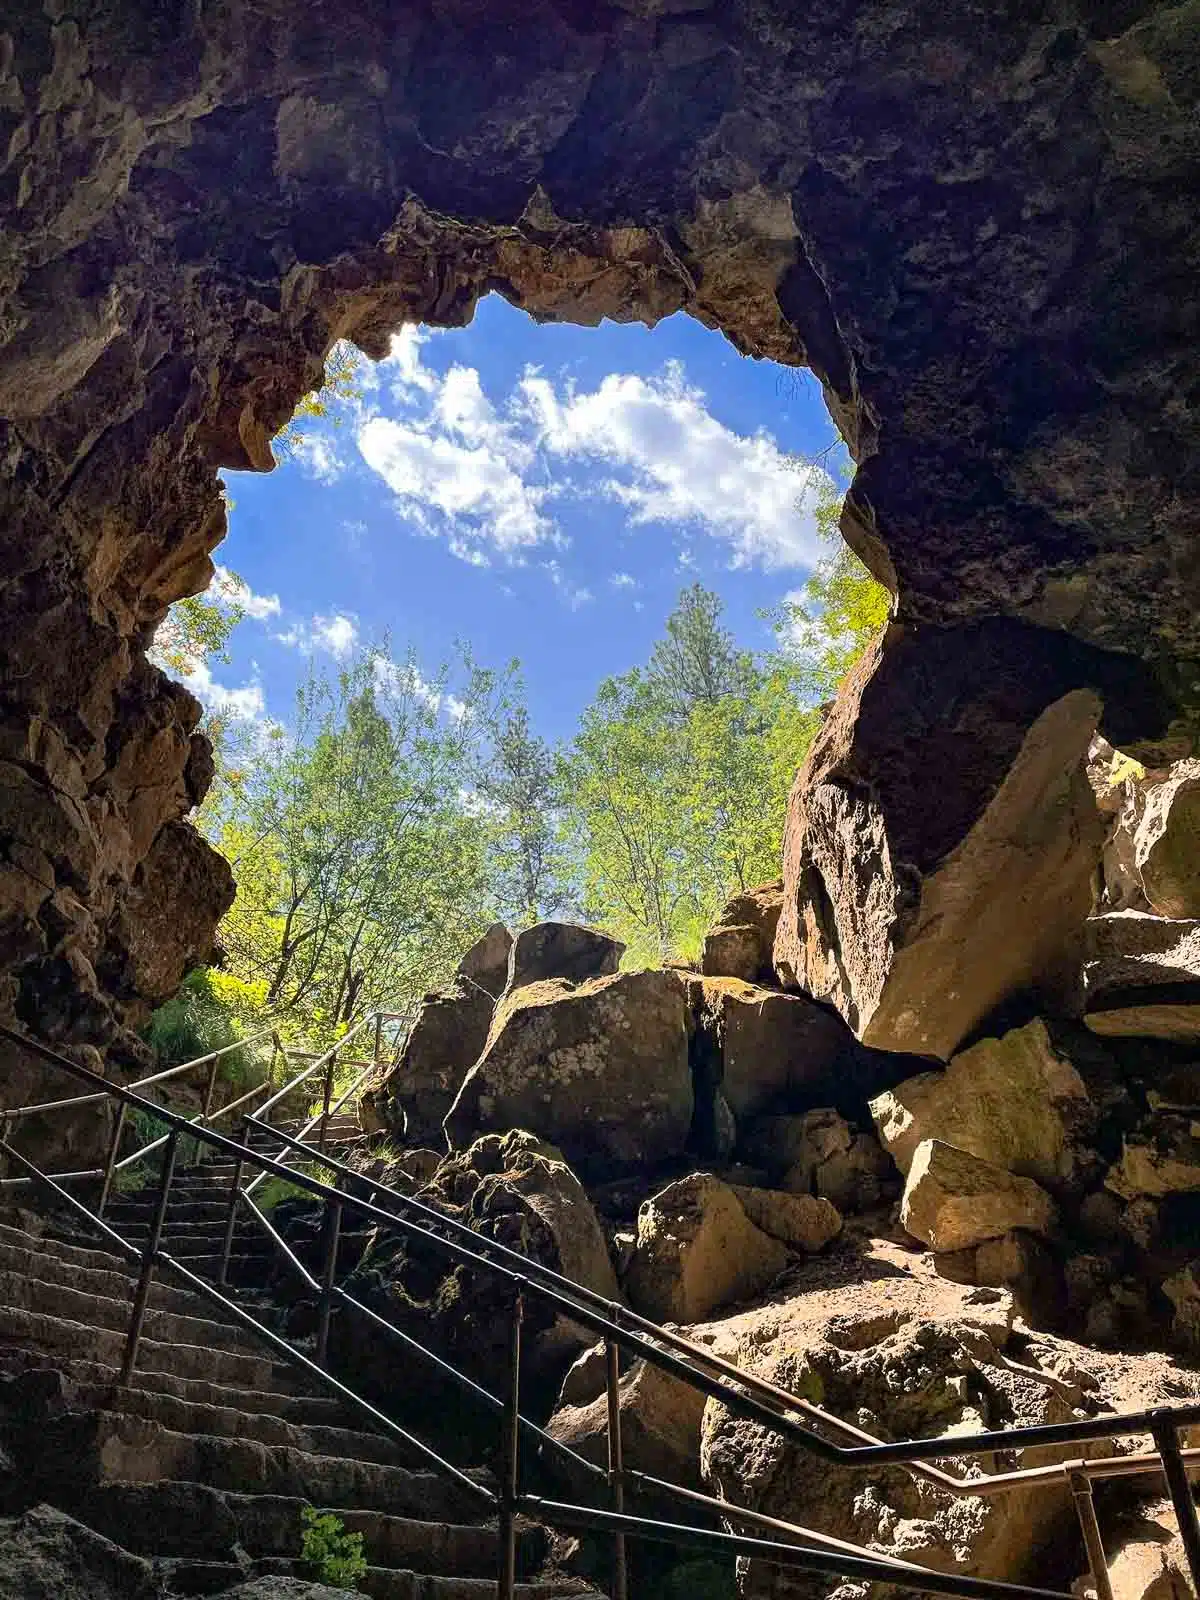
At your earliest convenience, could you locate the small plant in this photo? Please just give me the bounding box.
[300,1505,368,1590]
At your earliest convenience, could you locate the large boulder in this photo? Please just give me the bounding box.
[869,1018,1095,1187]
[900,1139,1058,1253]
[697,1261,1157,1600]
[623,1174,790,1324]
[727,1186,842,1254]
[773,626,1140,1060]
[1082,913,1200,1043]
[340,1130,618,1408]
[505,922,624,995]
[444,970,693,1178]
[1133,760,1200,919]
[369,924,511,1145]
[547,1355,707,1488]
[700,881,784,985]
[691,977,918,1127]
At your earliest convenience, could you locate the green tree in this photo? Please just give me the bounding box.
[647,581,754,719]
[152,565,247,680]
[565,588,817,963]
[472,699,577,926]
[207,646,499,1033]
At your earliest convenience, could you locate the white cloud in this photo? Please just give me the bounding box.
[380,325,440,396]
[276,612,359,660]
[315,614,358,657]
[185,659,267,723]
[355,340,826,573]
[290,432,345,484]
[357,413,551,560]
[212,565,281,621]
[372,656,468,723]
[609,571,639,590]
[520,362,825,569]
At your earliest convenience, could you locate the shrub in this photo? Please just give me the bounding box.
[144,967,273,1093]
[300,1506,367,1589]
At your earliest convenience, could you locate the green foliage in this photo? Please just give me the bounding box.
[254,1174,312,1213]
[767,466,891,703]
[300,1506,367,1590]
[154,584,244,679]
[470,697,578,927]
[205,645,506,1037]
[276,342,362,458]
[564,587,817,963]
[144,968,273,1093]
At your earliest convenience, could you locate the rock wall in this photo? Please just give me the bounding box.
[1,2,1198,1092]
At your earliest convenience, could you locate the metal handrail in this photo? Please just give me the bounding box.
[243,1050,383,1200]
[1,1025,280,1125]
[2,1019,1200,1600]
[0,1129,1088,1600]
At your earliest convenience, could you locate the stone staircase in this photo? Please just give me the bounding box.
[0,1150,600,1598]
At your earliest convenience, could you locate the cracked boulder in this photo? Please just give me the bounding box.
[869,1018,1101,1189]
[504,921,624,995]
[624,1174,792,1324]
[772,627,1166,1060]
[700,881,783,985]
[367,923,511,1146]
[444,970,693,1178]
[900,1140,1058,1254]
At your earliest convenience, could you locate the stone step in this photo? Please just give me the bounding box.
[0,1268,272,1358]
[303,1565,598,1600]
[60,1481,535,1576]
[0,1303,294,1392]
[104,1198,235,1224]
[86,1410,487,1518]
[77,1382,407,1464]
[105,1216,272,1242]
[14,1352,352,1427]
[0,1233,246,1325]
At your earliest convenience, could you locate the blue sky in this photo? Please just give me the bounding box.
[195,294,842,743]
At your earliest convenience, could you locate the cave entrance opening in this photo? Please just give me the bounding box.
[170,292,882,1032]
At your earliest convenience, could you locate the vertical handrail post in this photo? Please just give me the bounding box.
[373,1011,383,1066]
[1068,1466,1112,1600]
[201,1051,221,1124]
[1152,1415,1200,1591]
[96,1101,128,1219]
[315,1196,342,1367]
[318,1043,337,1152]
[0,1112,10,1181]
[268,1032,283,1090]
[496,1285,524,1600]
[119,1128,179,1386]
[218,1121,249,1288]
[605,1331,629,1600]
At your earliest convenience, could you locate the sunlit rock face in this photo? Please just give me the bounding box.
[1,1,1197,1101]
